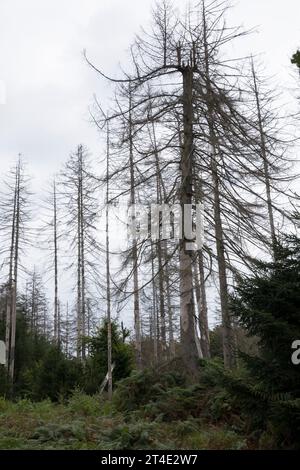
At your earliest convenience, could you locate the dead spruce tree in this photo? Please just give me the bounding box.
[245,59,295,257]
[0,157,31,382]
[22,268,50,337]
[60,145,100,360]
[86,0,202,373]
[105,124,113,399]
[38,178,63,344]
[87,0,295,371]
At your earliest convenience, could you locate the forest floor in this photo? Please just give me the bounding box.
[0,393,250,450]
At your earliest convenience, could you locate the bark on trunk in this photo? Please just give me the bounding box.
[53,180,59,343]
[106,124,113,400]
[179,65,201,374]
[251,61,277,255]
[202,6,236,368]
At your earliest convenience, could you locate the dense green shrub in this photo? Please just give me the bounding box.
[223,236,300,448]
[20,347,83,401]
[0,310,133,401]
[113,368,186,413]
[67,389,102,416]
[84,320,134,394]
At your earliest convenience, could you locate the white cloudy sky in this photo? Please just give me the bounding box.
[0,0,299,327]
[0,0,299,181]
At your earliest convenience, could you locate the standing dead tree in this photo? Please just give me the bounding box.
[86,0,296,371]
[38,178,63,344]
[0,157,31,383]
[105,124,113,399]
[60,145,100,360]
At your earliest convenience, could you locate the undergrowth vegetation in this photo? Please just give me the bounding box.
[0,380,248,450]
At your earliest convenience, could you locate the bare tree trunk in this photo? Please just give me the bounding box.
[150,113,174,359]
[65,302,69,356]
[31,270,36,333]
[80,177,86,360]
[165,264,175,358]
[179,64,201,374]
[198,251,210,357]
[86,298,91,356]
[251,61,277,255]
[152,120,167,355]
[5,167,17,380]
[6,159,21,383]
[193,253,210,358]
[43,305,47,337]
[60,144,99,359]
[76,147,83,359]
[129,89,142,369]
[53,180,59,343]
[57,300,61,347]
[193,174,210,358]
[161,246,175,359]
[106,124,113,400]
[10,162,21,381]
[157,243,166,354]
[9,280,17,381]
[150,242,158,363]
[202,6,235,368]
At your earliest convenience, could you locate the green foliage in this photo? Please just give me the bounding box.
[0,310,84,401]
[0,307,133,401]
[67,389,102,416]
[0,366,9,396]
[182,427,247,450]
[84,320,134,394]
[0,396,9,412]
[103,421,157,449]
[142,385,204,421]
[113,368,186,413]
[225,236,300,448]
[210,325,259,360]
[19,344,83,401]
[209,326,224,359]
[0,392,250,450]
[291,50,300,68]
[31,422,86,443]
[2,237,300,449]
[113,366,242,429]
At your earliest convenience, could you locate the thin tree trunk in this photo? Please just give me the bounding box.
[129,89,142,369]
[212,169,236,368]
[53,180,59,343]
[179,64,201,374]
[193,253,210,358]
[150,114,174,358]
[57,300,61,346]
[10,164,20,381]
[251,61,277,254]
[5,166,17,379]
[202,6,235,368]
[9,280,17,381]
[106,124,113,400]
[163,245,175,358]
[152,120,167,355]
[150,242,158,363]
[65,302,69,356]
[76,147,82,359]
[80,175,86,360]
[8,160,21,383]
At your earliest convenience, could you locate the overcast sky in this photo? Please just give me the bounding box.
[0,0,299,327]
[0,0,299,182]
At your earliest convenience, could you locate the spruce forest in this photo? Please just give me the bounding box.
[1,0,300,452]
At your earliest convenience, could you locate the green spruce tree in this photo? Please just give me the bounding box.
[229,235,300,448]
